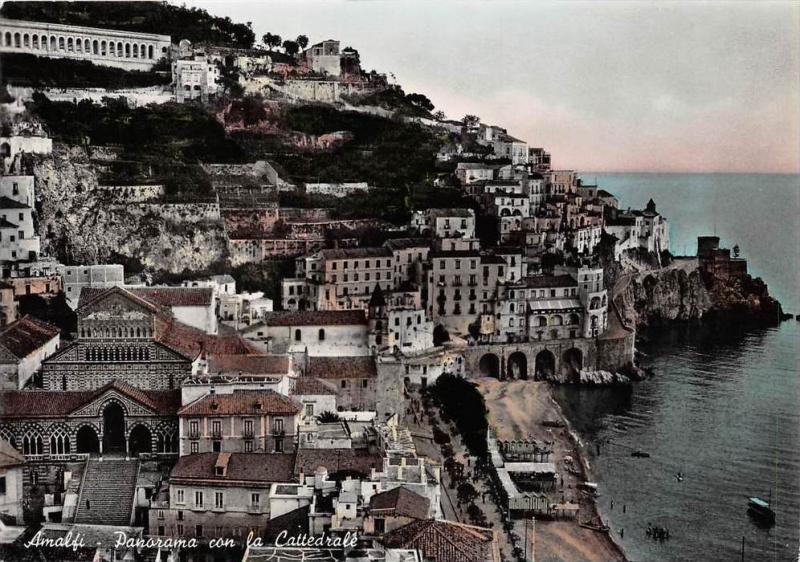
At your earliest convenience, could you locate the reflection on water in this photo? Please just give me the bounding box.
[555,323,800,561]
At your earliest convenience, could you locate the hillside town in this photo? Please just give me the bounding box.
[0,5,777,562]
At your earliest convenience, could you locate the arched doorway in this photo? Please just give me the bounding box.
[562,348,583,381]
[102,403,126,453]
[76,426,99,454]
[128,425,152,456]
[478,353,501,379]
[507,352,528,380]
[534,350,556,381]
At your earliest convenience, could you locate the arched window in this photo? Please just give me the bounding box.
[13,33,20,48]
[23,432,43,455]
[92,39,99,55]
[50,35,56,50]
[75,37,81,52]
[294,329,302,342]
[117,41,123,57]
[133,44,138,58]
[49,429,70,455]
[3,33,10,47]
[23,33,30,48]
[148,45,154,59]
[109,42,114,56]
[318,329,325,341]
[100,40,106,55]
[58,36,65,50]
[67,37,73,51]
[85,38,90,53]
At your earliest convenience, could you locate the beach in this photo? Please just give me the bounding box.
[477,378,627,562]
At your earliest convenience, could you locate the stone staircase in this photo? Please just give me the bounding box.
[74,459,139,526]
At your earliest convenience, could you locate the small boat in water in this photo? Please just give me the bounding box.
[631,449,651,458]
[747,497,776,525]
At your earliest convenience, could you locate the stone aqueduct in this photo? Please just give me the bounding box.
[0,18,171,71]
[462,338,597,383]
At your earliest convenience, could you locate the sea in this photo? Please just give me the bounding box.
[554,173,800,562]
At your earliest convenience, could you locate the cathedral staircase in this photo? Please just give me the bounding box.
[74,459,139,526]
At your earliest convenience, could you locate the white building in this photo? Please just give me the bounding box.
[0,315,60,390]
[303,39,342,76]
[0,171,40,264]
[0,18,171,71]
[172,56,220,103]
[242,310,370,357]
[0,439,25,524]
[63,264,125,309]
[411,208,476,239]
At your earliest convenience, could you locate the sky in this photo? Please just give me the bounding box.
[191,0,799,173]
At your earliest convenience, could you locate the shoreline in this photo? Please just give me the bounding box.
[477,378,627,562]
[547,386,630,561]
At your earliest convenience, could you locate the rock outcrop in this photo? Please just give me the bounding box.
[615,264,783,331]
[33,145,228,273]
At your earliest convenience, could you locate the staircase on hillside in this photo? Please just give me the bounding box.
[73,459,139,526]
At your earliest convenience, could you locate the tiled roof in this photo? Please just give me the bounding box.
[156,317,261,359]
[294,448,382,477]
[320,247,392,260]
[0,380,181,418]
[0,196,30,209]
[427,208,473,218]
[171,452,295,485]
[0,315,59,360]
[258,310,367,327]
[77,286,162,314]
[178,390,301,416]
[306,356,377,379]
[521,274,577,289]
[208,354,290,375]
[383,519,495,562]
[127,287,214,307]
[0,438,25,468]
[293,377,337,396]
[383,238,430,251]
[429,250,480,259]
[370,486,430,520]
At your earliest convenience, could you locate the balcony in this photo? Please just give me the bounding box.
[243,428,255,439]
[271,427,286,436]
[211,429,223,439]
[188,430,200,439]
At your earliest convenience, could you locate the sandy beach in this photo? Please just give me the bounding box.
[477,378,627,562]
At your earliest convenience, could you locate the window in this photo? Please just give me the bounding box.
[318,328,325,341]
[305,403,314,418]
[190,441,198,453]
[244,440,254,452]
[214,492,224,509]
[158,526,165,536]
[176,489,185,504]
[176,524,184,536]
[251,493,260,507]
[195,491,204,508]
[275,438,283,452]
[362,379,368,388]
[177,509,184,521]
[294,329,302,342]
[273,418,284,433]
[244,419,254,437]
[341,380,347,388]
[212,440,221,452]
[195,525,203,537]
[0,476,5,495]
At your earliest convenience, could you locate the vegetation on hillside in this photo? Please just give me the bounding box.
[0,53,170,89]
[427,374,489,458]
[0,1,255,48]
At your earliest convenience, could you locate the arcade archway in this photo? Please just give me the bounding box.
[534,350,556,381]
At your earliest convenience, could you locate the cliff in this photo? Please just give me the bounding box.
[32,145,228,273]
[614,261,783,331]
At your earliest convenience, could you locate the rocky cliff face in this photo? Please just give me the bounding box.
[615,265,783,331]
[33,145,228,273]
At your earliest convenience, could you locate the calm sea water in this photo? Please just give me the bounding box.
[556,173,800,562]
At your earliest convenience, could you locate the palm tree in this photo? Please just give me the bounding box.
[296,35,309,50]
[316,411,341,423]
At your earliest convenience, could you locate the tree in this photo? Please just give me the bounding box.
[282,40,300,57]
[433,110,446,121]
[316,411,341,423]
[433,324,450,346]
[462,114,481,129]
[406,93,435,112]
[262,32,282,51]
[457,483,479,505]
[733,244,740,258]
[296,35,309,50]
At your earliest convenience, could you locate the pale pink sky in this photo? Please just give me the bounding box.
[193,0,800,173]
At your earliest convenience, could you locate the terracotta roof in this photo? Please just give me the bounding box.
[294,448,382,477]
[77,286,162,314]
[258,310,366,327]
[0,196,30,209]
[319,247,392,260]
[383,519,496,562]
[520,274,576,289]
[156,317,261,359]
[0,438,25,468]
[207,354,290,375]
[383,238,430,251]
[0,315,59,360]
[292,377,337,396]
[127,287,214,307]
[370,486,430,520]
[306,356,377,379]
[0,380,181,418]
[171,452,295,485]
[178,390,301,416]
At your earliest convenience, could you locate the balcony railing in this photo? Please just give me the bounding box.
[211,429,223,439]
[188,430,200,439]
[243,428,255,438]
[271,427,286,436]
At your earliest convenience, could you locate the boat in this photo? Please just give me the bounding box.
[747,497,776,525]
[631,450,651,458]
